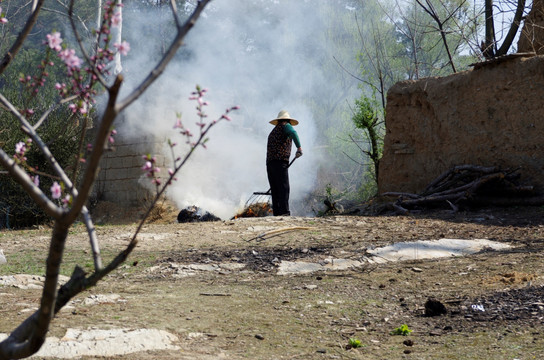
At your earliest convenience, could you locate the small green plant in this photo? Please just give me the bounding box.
[348,338,362,348]
[391,324,412,336]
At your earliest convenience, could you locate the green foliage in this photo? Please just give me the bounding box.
[391,324,413,336]
[0,1,98,53]
[348,337,363,348]
[0,49,93,229]
[348,92,384,199]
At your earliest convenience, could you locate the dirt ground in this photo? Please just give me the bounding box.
[1,205,544,359]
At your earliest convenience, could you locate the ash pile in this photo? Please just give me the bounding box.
[177,206,221,223]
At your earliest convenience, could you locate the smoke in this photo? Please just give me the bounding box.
[116,1,360,219]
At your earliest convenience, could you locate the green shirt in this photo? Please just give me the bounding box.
[284,123,301,148]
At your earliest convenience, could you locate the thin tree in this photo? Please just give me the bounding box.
[0,1,235,359]
[482,0,527,58]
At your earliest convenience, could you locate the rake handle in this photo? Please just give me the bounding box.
[261,156,298,194]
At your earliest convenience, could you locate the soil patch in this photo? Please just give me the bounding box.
[1,206,544,359]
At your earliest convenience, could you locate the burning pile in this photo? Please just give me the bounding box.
[234,202,272,218]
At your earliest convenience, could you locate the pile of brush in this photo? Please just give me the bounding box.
[233,202,272,218]
[382,164,542,214]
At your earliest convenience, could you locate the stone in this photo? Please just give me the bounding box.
[425,298,447,317]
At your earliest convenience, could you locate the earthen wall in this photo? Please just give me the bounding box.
[378,55,544,195]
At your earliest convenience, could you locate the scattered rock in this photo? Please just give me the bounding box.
[255,334,265,340]
[0,249,6,265]
[83,294,125,306]
[0,328,179,358]
[0,274,70,290]
[425,298,447,317]
[403,339,414,346]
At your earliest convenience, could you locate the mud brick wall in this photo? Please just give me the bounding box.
[95,135,168,207]
[378,55,544,195]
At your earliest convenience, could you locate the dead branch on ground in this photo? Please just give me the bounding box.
[381,165,542,214]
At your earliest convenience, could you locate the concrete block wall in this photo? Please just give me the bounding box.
[95,135,169,207]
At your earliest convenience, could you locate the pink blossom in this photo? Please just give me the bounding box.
[32,175,40,186]
[51,182,62,199]
[112,11,122,27]
[80,102,88,114]
[174,117,183,129]
[59,48,82,69]
[46,32,62,52]
[142,161,153,172]
[0,8,7,24]
[114,41,130,56]
[15,141,26,155]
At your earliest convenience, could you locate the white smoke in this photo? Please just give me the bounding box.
[116,1,360,219]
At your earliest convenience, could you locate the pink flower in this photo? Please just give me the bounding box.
[51,182,62,199]
[62,194,71,207]
[79,102,88,114]
[114,41,130,56]
[0,7,7,24]
[32,175,40,186]
[46,32,62,52]
[108,129,117,143]
[174,117,183,129]
[142,161,153,172]
[15,141,26,155]
[112,11,122,27]
[59,48,82,69]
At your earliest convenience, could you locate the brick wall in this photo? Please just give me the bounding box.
[95,135,169,207]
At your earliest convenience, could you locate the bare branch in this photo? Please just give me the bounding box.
[0,149,62,219]
[0,0,46,74]
[117,0,212,112]
[68,0,109,88]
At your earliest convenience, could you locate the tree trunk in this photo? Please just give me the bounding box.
[518,0,544,54]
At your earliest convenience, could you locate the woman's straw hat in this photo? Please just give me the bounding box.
[269,110,299,126]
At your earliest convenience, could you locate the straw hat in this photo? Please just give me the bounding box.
[269,110,299,126]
